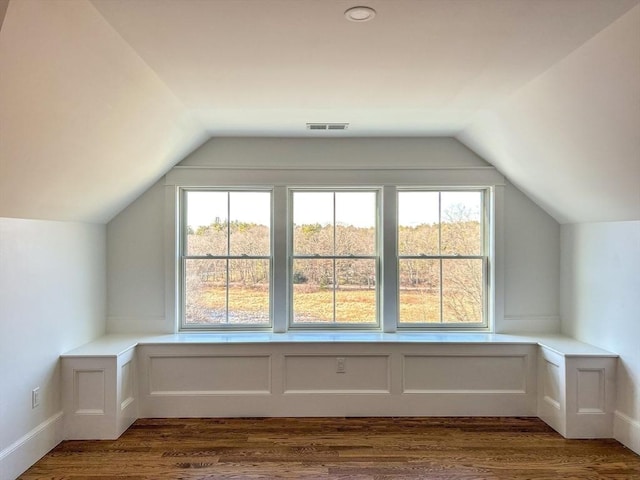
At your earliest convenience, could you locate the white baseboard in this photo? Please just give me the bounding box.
[0,411,64,480]
[614,410,640,455]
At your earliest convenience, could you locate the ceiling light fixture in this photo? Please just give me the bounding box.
[344,6,376,22]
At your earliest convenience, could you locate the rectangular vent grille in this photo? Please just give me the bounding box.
[306,123,349,131]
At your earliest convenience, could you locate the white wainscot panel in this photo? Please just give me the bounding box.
[149,355,272,395]
[403,355,527,393]
[75,370,106,414]
[121,361,134,410]
[537,348,566,436]
[284,355,390,393]
[565,356,616,438]
[576,369,605,413]
[543,359,561,410]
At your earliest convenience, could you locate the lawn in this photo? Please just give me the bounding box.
[190,285,478,324]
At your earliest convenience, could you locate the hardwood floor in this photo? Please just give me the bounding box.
[20,417,640,479]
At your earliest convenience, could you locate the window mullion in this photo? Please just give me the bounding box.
[273,186,288,333]
[382,185,397,333]
[438,192,443,324]
[332,192,337,324]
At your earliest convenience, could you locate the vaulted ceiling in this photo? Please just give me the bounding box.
[1,0,638,224]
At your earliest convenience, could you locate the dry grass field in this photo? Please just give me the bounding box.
[189,286,477,324]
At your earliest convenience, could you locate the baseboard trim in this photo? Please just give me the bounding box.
[614,410,640,455]
[0,411,64,480]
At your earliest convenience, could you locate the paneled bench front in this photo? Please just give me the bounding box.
[61,333,617,440]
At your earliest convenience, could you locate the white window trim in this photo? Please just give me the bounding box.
[178,188,274,331]
[288,187,382,330]
[164,167,505,334]
[395,187,489,330]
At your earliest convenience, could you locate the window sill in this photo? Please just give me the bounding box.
[61,332,617,358]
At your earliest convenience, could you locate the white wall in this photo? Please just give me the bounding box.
[107,137,560,334]
[107,180,166,333]
[177,137,490,168]
[561,221,640,453]
[502,182,560,333]
[0,218,106,479]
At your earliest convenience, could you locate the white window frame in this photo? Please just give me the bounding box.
[396,188,489,330]
[288,187,382,330]
[178,187,274,331]
[165,167,504,334]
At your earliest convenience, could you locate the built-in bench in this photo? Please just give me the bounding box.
[61,333,617,441]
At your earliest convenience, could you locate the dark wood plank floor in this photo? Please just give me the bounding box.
[20,417,640,479]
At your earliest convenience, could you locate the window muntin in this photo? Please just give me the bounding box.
[397,190,486,327]
[290,190,379,327]
[181,190,272,329]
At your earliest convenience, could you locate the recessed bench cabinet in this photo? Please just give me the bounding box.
[61,334,617,440]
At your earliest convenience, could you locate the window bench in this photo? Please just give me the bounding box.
[61,333,617,441]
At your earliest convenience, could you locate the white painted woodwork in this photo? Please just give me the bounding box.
[136,342,537,418]
[283,355,390,393]
[537,345,617,439]
[61,338,138,440]
[59,333,618,440]
[403,354,527,393]
[74,369,106,415]
[149,355,271,395]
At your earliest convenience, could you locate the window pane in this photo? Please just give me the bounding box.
[227,259,270,325]
[185,191,228,256]
[184,259,226,325]
[335,259,377,324]
[398,259,441,323]
[293,192,334,255]
[292,258,334,323]
[229,192,271,256]
[442,258,483,323]
[335,192,376,255]
[398,192,439,255]
[441,191,482,255]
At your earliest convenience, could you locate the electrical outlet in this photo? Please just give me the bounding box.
[336,357,346,373]
[32,387,40,408]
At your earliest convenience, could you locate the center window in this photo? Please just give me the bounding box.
[290,190,379,327]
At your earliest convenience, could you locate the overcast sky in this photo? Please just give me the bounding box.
[186,190,480,228]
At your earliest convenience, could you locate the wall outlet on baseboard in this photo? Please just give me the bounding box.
[32,387,40,408]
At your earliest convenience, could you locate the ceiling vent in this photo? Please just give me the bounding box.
[306,123,349,131]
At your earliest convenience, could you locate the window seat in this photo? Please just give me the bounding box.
[61,333,617,441]
[61,331,619,352]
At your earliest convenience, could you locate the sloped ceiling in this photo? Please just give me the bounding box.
[0,0,638,223]
[0,0,207,223]
[460,4,640,223]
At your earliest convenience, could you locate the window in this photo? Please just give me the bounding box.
[177,184,490,332]
[291,190,379,327]
[398,190,486,327]
[181,190,271,329]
